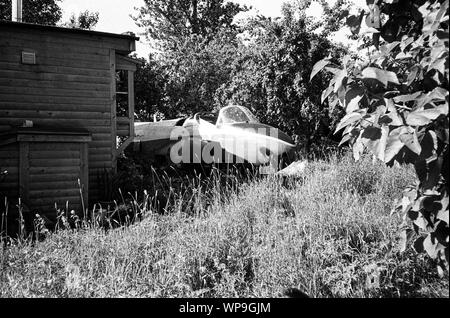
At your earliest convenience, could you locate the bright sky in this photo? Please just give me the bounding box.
[59,0,366,59]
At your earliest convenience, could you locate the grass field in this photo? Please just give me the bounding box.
[0,153,448,298]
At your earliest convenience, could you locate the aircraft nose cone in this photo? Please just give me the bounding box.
[275,129,295,146]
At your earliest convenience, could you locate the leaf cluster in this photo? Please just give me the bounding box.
[215,6,348,150]
[63,10,99,30]
[133,0,248,49]
[311,0,449,274]
[0,0,62,25]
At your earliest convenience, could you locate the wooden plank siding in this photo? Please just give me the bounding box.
[26,141,88,217]
[0,134,91,221]
[0,61,112,78]
[110,49,117,172]
[0,143,19,199]
[117,117,131,137]
[0,21,138,213]
[0,28,135,53]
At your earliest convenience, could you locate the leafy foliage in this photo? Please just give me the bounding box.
[63,10,99,30]
[132,1,350,153]
[311,0,449,274]
[160,30,240,117]
[132,1,249,118]
[216,4,347,151]
[132,54,167,121]
[0,0,62,25]
[133,0,248,49]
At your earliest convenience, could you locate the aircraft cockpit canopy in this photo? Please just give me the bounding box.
[217,105,259,125]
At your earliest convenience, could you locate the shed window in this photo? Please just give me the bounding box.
[113,54,138,161]
[116,70,129,117]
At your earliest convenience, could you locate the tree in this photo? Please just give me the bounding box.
[318,0,353,35]
[0,0,62,25]
[132,0,248,118]
[132,54,167,121]
[159,30,240,117]
[63,10,99,30]
[312,0,449,274]
[216,3,347,153]
[133,0,248,48]
[132,0,349,153]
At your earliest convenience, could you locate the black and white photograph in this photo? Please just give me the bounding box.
[0,0,448,305]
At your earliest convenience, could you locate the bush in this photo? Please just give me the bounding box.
[311,0,449,274]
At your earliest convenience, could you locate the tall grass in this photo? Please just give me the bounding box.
[0,153,448,298]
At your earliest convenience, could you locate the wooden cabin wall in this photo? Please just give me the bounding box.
[0,25,134,204]
[0,143,19,200]
[25,141,88,214]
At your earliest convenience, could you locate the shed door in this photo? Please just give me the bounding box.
[20,141,89,221]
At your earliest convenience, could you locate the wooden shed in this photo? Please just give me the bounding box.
[0,21,139,224]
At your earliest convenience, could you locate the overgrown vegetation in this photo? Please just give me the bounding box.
[1,154,447,297]
[131,0,349,151]
[0,0,447,298]
[312,0,449,273]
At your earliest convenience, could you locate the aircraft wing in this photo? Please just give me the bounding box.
[127,118,186,156]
